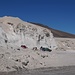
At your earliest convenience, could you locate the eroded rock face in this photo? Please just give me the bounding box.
[0,16,75,50]
[0,16,57,72]
[0,16,57,49]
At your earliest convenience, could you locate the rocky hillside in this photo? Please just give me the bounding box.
[0,16,57,50]
[0,16,75,72]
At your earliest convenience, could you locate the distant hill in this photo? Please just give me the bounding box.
[29,22,75,38]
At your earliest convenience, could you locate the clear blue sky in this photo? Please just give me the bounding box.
[0,0,75,34]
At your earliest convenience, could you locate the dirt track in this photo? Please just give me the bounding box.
[0,66,75,75]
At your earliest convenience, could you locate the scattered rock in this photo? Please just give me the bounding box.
[6,66,10,69]
[0,54,4,59]
[17,48,20,51]
[12,66,19,71]
[15,59,21,62]
[41,55,48,58]
[32,47,38,51]
[36,52,40,55]
[40,63,43,65]
[5,40,8,43]
[22,60,29,66]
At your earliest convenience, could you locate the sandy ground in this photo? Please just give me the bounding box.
[0,46,75,72]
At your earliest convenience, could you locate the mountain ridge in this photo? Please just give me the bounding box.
[29,22,75,38]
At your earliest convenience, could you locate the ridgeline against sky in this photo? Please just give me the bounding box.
[0,0,75,34]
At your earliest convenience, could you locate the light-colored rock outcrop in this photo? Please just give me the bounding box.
[0,16,75,72]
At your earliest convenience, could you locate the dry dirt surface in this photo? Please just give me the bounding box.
[0,66,75,75]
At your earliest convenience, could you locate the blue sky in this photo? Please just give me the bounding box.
[0,0,75,34]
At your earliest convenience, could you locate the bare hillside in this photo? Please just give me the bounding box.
[0,16,75,72]
[30,22,75,38]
